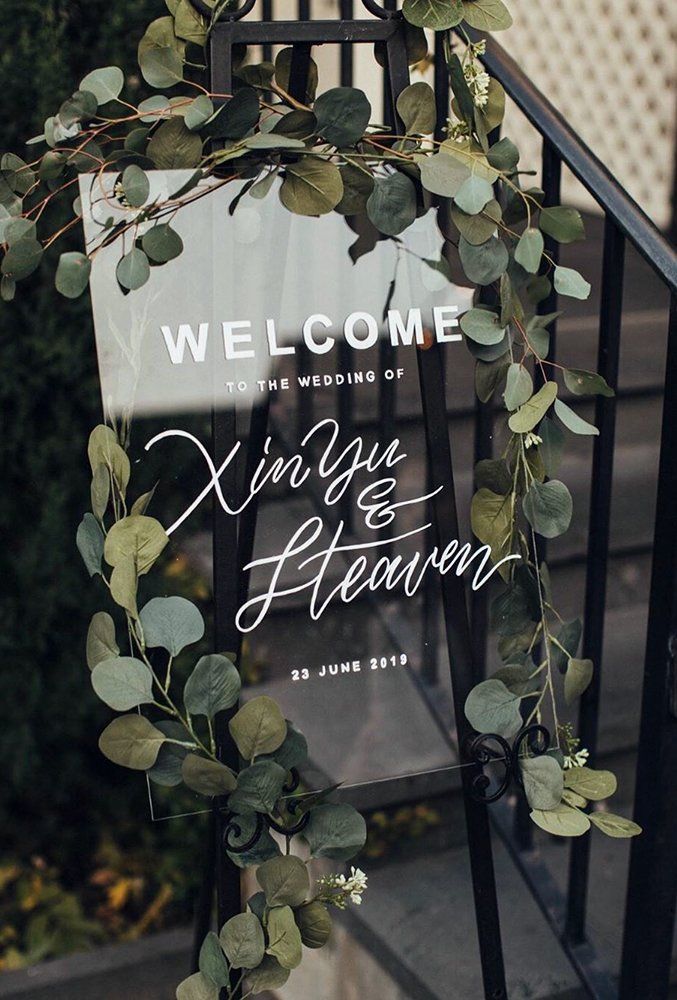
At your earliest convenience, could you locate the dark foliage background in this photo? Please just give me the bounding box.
[0,0,204,950]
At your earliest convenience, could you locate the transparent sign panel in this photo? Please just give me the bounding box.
[80,171,479,819]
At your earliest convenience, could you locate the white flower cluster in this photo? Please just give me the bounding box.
[563,747,590,769]
[317,867,368,909]
[464,61,491,109]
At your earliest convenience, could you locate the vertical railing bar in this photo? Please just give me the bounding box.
[565,218,625,943]
[619,291,677,1000]
[337,0,355,530]
[294,0,313,443]
[261,0,272,61]
[388,24,508,999]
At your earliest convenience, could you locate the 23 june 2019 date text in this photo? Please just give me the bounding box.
[290,652,409,682]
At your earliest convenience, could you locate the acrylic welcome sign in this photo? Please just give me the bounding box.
[79,170,503,817]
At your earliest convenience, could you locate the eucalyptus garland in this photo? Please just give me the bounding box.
[79,423,369,999]
[6,0,640,961]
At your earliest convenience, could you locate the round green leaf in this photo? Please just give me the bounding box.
[539,416,564,476]
[76,513,104,577]
[336,163,374,215]
[539,205,585,244]
[185,95,214,131]
[514,227,544,274]
[464,678,522,739]
[104,515,169,575]
[530,803,591,837]
[459,235,509,284]
[149,721,190,787]
[99,714,166,770]
[554,397,599,436]
[563,369,614,397]
[55,251,91,299]
[314,87,371,147]
[508,381,558,433]
[79,66,124,105]
[366,172,417,236]
[245,956,289,992]
[142,224,184,264]
[92,656,154,711]
[182,754,237,796]
[116,248,150,291]
[1,237,43,280]
[504,363,533,410]
[121,164,149,208]
[139,595,204,655]
[147,118,203,169]
[419,153,469,197]
[451,199,501,245]
[86,611,119,671]
[396,82,436,135]
[184,654,241,719]
[564,658,594,705]
[564,766,617,801]
[259,721,308,771]
[453,175,493,216]
[462,0,513,30]
[219,912,265,970]
[295,901,332,949]
[554,265,591,300]
[589,812,642,838]
[203,87,259,140]
[521,756,564,810]
[522,480,572,538]
[303,803,367,861]
[229,696,287,759]
[226,814,281,870]
[198,932,229,988]
[470,488,512,566]
[403,0,464,29]
[87,424,130,495]
[265,906,302,970]
[140,46,184,88]
[228,760,287,814]
[460,308,505,346]
[279,158,344,216]
[176,972,219,1000]
[257,856,309,907]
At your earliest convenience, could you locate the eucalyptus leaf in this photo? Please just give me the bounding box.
[121,164,149,208]
[550,618,582,674]
[475,458,512,495]
[275,47,318,103]
[303,803,367,861]
[91,656,153,711]
[79,66,124,105]
[508,381,558,433]
[116,248,150,291]
[204,88,259,140]
[564,767,617,801]
[396,82,436,135]
[491,662,539,697]
[182,754,237,796]
[279,159,343,216]
[314,87,371,147]
[140,596,204,655]
[176,973,219,1000]
[229,696,287,760]
[459,235,509,285]
[530,803,591,837]
[86,611,119,670]
[589,812,642,838]
[295,901,332,949]
[76,513,104,577]
[554,265,591,300]
[104,515,168,576]
[220,912,265,969]
[228,760,287,814]
[451,199,501,245]
[464,678,522,739]
[419,153,469,197]
[486,137,519,171]
[266,906,302,970]
[99,714,166,770]
[460,308,505,346]
[149,721,190,787]
[402,0,464,29]
[140,46,184,88]
[522,480,573,538]
[336,163,374,216]
[454,175,493,216]
[504,363,533,410]
[563,369,614,397]
[257,855,310,908]
[245,956,290,992]
[1,237,43,280]
[366,172,417,237]
[259,721,308,771]
[110,556,138,619]
[184,654,241,719]
[539,416,564,476]
[147,118,202,169]
[470,487,513,568]
[87,425,130,496]
[521,756,564,810]
[564,658,594,704]
[554,398,599,436]
[198,932,229,988]
[539,206,585,243]
[185,95,214,131]
[55,251,91,299]
[514,228,544,274]
[226,814,281,869]
[462,0,513,30]
[142,224,184,264]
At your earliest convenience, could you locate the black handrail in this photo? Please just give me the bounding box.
[469,30,677,291]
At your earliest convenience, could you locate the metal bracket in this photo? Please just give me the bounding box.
[464,724,551,804]
[222,769,311,854]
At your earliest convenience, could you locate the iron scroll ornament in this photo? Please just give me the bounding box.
[464,725,552,804]
[222,768,311,855]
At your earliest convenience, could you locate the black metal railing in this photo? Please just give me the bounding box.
[195,3,677,998]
